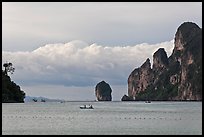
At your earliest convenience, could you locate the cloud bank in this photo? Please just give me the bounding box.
[2,40,174,87]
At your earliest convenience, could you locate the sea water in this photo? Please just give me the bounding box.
[2,101,202,135]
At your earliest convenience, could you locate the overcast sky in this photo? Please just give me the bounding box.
[2,2,202,101]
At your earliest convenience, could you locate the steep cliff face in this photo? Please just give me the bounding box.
[153,48,169,73]
[128,58,153,99]
[152,48,169,86]
[95,81,112,101]
[173,22,202,100]
[124,22,202,101]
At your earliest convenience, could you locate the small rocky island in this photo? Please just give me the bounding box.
[122,22,202,101]
[95,81,112,101]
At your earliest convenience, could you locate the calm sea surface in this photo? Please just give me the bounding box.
[2,101,202,135]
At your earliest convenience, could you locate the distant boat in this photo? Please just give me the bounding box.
[80,105,94,109]
[41,99,46,102]
[145,100,151,103]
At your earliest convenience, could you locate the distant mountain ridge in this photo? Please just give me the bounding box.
[122,22,202,101]
[24,96,65,102]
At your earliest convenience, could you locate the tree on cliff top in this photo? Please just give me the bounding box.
[3,62,15,75]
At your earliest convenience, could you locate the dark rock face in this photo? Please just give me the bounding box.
[121,94,133,101]
[172,22,202,100]
[124,22,202,101]
[152,48,169,86]
[174,22,201,51]
[95,81,112,101]
[153,48,169,73]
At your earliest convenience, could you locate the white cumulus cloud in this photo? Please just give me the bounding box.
[2,40,174,87]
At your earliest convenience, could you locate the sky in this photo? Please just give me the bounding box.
[2,2,202,101]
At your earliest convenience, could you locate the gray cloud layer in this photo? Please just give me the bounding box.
[2,2,202,51]
[2,40,174,87]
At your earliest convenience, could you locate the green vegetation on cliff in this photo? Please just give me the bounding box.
[2,63,25,103]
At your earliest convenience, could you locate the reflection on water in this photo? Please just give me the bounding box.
[2,101,202,135]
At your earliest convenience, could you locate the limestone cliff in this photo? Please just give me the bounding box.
[128,58,153,99]
[95,81,112,101]
[123,22,202,101]
[153,48,169,74]
[171,22,202,100]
